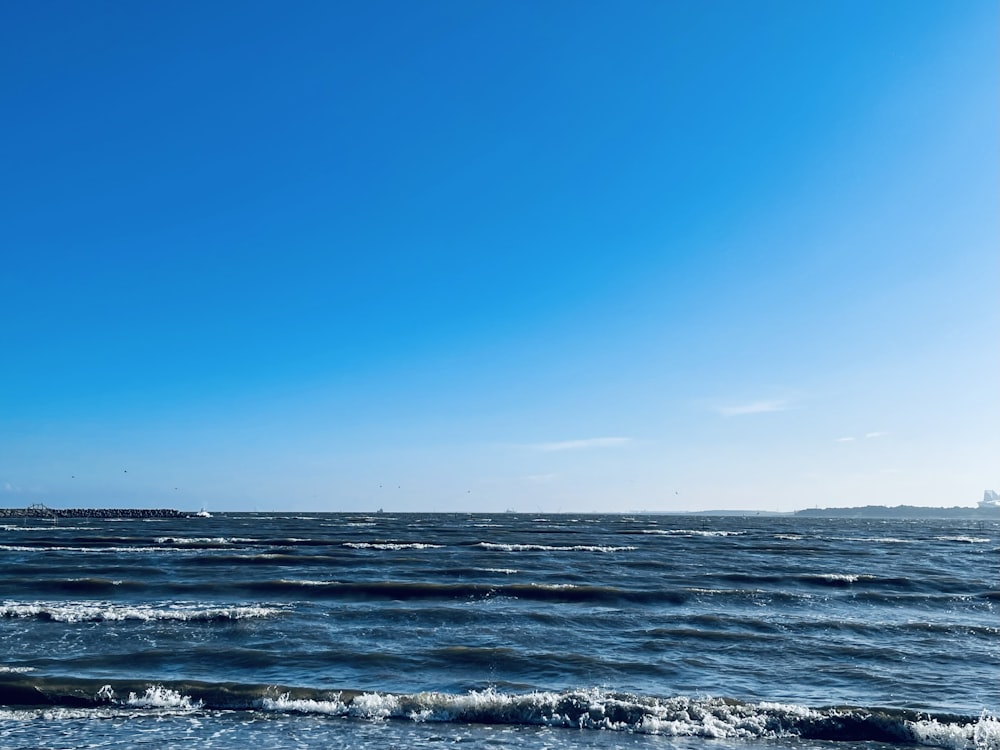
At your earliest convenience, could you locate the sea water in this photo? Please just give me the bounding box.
[1,513,997,749]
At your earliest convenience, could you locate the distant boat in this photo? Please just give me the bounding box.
[194,507,212,518]
[979,490,999,510]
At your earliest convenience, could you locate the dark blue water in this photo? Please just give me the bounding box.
[1,513,997,749]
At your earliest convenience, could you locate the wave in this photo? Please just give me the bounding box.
[0,601,284,623]
[800,573,880,587]
[124,685,201,709]
[0,544,193,554]
[934,536,992,544]
[638,529,745,537]
[0,676,994,748]
[474,542,636,553]
[706,571,925,591]
[843,537,916,544]
[342,542,445,550]
[235,579,686,604]
[155,537,253,546]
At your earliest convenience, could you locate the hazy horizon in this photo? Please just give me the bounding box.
[3,2,997,514]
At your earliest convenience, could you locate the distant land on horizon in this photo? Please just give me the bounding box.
[657,504,998,519]
[2,502,998,520]
[792,504,999,519]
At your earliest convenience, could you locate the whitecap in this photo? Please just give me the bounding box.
[935,536,991,544]
[911,711,1000,750]
[475,542,636,553]
[640,529,745,537]
[342,542,445,550]
[0,601,284,623]
[126,685,202,710]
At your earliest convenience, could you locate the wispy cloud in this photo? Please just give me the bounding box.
[715,399,789,417]
[532,437,632,452]
[522,473,557,483]
[836,432,887,443]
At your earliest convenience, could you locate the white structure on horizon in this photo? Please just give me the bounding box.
[979,490,999,509]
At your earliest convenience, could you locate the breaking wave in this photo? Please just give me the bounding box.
[0,676,995,748]
[639,530,745,537]
[0,601,283,623]
[934,536,991,544]
[474,542,636,553]
[342,542,445,550]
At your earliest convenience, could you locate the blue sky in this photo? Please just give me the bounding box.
[2,1,997,512]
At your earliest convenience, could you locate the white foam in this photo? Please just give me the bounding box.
[262,692,348,715]
[126,685,201,710]
[279,578,334,586]
[0,707,110,721]
[0,601,283,623]
[350,692,402,719]
[0,544,190,554]
[17,686,986,745]
[155,537,251,545]
[343,542,444,550]
[810,573,876,583]
[475,542,636,553]
[262,691,415,720]
[911,712,1000,750]
[935,536,992,544]
[641,530,745,537]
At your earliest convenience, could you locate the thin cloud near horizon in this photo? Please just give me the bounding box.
[836,432,888,443]
[531,437,633,452]
[715,399,789,417]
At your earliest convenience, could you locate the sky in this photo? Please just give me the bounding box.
[1,1,997,513]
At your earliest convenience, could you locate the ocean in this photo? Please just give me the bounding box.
[1,512,996,749]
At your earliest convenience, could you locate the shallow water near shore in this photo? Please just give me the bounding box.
[1,512,997,749]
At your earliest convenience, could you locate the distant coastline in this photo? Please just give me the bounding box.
[792,504,999,519]
[1,504,997,520]
[643,504,999,519]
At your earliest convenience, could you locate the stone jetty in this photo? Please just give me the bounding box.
[0,504,188,519]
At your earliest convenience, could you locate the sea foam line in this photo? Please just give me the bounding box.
[2,681,995,748]
[934,536,992,544]
[0,601,284,623]
[155,537,253,545]
[475,542,636,553]
[125,685,202,710]
[342,542,445,550]
[260,688,999,748]
[640,530,745,537]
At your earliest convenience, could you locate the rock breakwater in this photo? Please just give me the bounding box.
[0,507,188,519]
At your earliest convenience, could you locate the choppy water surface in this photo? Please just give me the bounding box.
[1,513,997,749]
